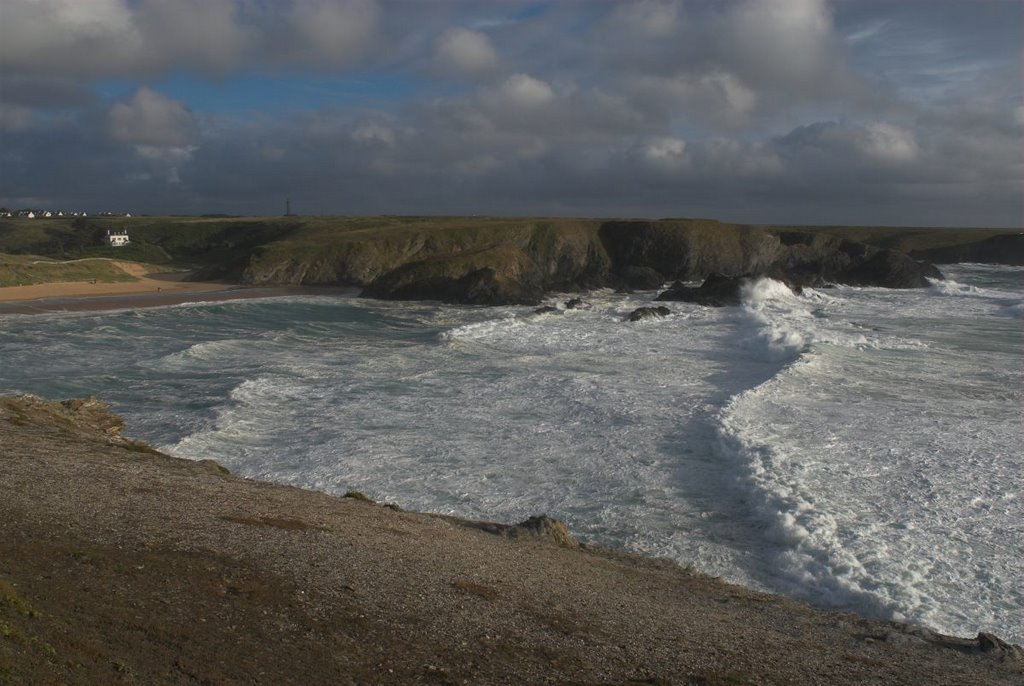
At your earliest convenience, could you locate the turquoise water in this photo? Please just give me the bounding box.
[1,264,1021,641]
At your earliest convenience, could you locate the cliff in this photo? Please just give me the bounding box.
[1,395,1021,684]
[909,233,1024,266]
[231,219,945,304]
[6,216,1018,306]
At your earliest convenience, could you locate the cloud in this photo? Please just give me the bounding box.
[283,0,380,67]
[434,28,499,75]
[0,0,380,77]
[132,0,251,75]
[107,88,197,147]
[0,1,1020,227]
[859,122,919,164]
[485,74,555,111]
[0,105,33,132]
[727,0,837,89]
[0,0,137,77]
[774,121,920,169]
[0,76,95,109]
[606,1,681,39]
[640,136,688,171]
[633,71,759,128]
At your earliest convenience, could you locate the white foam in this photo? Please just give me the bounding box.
[2,270,1022,643]
[716,326,1024,640]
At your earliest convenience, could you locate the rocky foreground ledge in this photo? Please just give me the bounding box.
[1,396,1021,685]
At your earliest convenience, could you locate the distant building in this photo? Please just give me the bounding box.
[106,229,130,247]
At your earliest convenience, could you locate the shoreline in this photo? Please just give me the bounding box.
[0,280,359,315]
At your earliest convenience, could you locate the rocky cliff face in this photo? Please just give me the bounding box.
[598,221,782,283]
[909,233,1024,266]
[223,220,944,305]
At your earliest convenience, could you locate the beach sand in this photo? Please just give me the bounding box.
[0,263,325,314]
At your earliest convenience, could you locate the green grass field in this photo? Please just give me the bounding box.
[0,254,141,288]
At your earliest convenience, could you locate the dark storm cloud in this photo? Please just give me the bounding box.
[0,0,1020,226]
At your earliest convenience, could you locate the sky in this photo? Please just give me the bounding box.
[0,0,1021,226]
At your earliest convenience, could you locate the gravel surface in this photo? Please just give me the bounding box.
[1,395,1021,685]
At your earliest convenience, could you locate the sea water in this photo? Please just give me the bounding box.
[1,264,1021,642]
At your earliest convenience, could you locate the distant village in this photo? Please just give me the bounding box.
[0,208,132,219]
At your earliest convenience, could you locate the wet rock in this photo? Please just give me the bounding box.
[657,273,746,307]
[533,305,560,315]
[512,515,578,548]
[564,298,590,310]
[617,265,666,290]
[460,514,578,548]
[627,306,672,322]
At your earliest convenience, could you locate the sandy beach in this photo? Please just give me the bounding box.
[0,263,321,314]
[0,261,229,305]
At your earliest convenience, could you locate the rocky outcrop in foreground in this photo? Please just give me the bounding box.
[2,395,1021,684]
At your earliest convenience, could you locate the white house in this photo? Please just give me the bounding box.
[106,229,130,247]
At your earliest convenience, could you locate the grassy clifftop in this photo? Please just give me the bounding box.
[0,254,141,288]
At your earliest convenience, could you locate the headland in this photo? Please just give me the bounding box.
[1,216,1021,312]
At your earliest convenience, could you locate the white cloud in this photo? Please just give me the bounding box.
[642,136,688,170]
[860,122,918,163]
[134,0,250,74]
[774,120,920,171]
[607,1,681,38]
[0,0,380,77]
[636,71,758,127]
[486,74,555,111]
[134,144,197,184]
[0,0,137,75]
[286,0,380,67]
[108,88,196,147]
[434,28,499,75]
[352,122,397,147]
[729,0,834,82]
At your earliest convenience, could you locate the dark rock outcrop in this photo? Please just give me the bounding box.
[774,232,942,288]
[616,265,666,290]
[656,273,747,307]
[599,221,781,282]
[460,514,579,548]
[909,233,1024,266]
[627,306,672,322]
[361,243,546,305]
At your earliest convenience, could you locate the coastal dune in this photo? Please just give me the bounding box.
[1,395,1020,684]
[0,258,233,308]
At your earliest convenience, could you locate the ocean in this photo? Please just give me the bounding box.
[1,263,1021,643]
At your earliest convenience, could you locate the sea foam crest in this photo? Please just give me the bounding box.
[439,316,526,343]
[928,278,988,297]
[715,380,906,621]
[735,278,810,362]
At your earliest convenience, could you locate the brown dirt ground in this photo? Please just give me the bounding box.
[1,396,1020,685]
